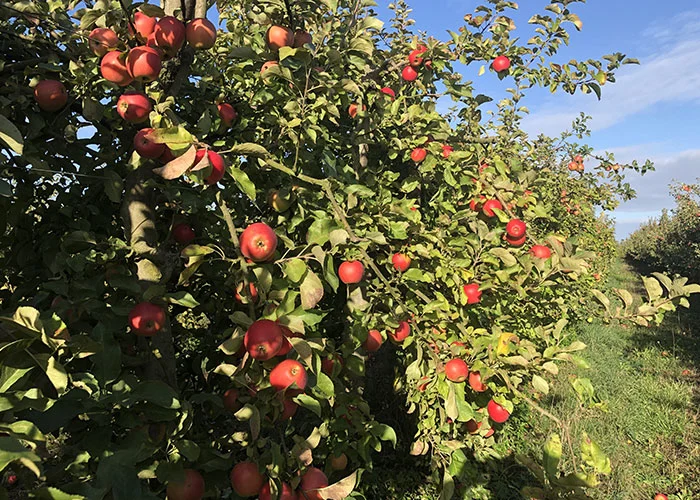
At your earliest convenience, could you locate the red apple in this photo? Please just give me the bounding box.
[100,51,133,86]
[506,233,526,247]
[130,12,156,42]
[529,245,551,259]
[274,325,300,356]
[462,283,482,304]
[154,16,186,56]
[408,45,427,67]
[244,319,284,361]
[391,253,411,272]
[259,481,295,500]
[654,494,668,500]
[487,399,510,423]
[445,359,469,382]
[126,45,161,81]
[239,222,278,262]
[193,149,226,185]
[166,469,205,500]
[133,128,165,158]
[468,371,488,392]
[281,397,298,420]
[482,199,503,217]
[266,25,294,51]
[389,321,410,343]
[234,282,258,304]
[222,388,240,411]
[348,103,367,118]
[230,462,264,497]
[128,302,165,336]
[88,27,119,57]
[293,30,312,47]
[117,91,152,123]
[186,18,216,49]
[172,223,195,245]
[506,219,526,238]
[492,55,511,72]
[299,467,328,500]
[33,80,67,112]
[363,329,383,352]
[270,359,307,391]
[442,144,454,158]
[321,355,342,376]
[411,147,427,163]
[380,87,395,99]
[329,453,348,471]
[218,103,237,126]
[261,60,279,76]
[338,260,364,284]
[401,65,418,81]
[465,419,482,434]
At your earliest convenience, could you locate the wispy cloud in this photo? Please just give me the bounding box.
[522,10,700,136]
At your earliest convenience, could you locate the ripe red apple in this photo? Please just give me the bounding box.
[217,103,237,126]
[130,12,156,42]
[380,87,395,99]
[259,481,295,500]
[408,45,427,67]
[133,128,165,158]
[260,60,279,76]
[442,144,454,158]
[270,359,307,391]
[390,321,410,343]
[266,25,294,51]
[239,222,278,262]
[293,30,312,47]
[128,302,165,336]
[529,245,551,259]
[653,494,668,500]
[281,397,298,420]
[100,51,133,86]
[166,469,205,500]
[506,219,526,238]
[244,319,284,360]
[348,103,366,118]
[321,355,342,376]
[462,283,482,304]
[230,462,264,497]
[273,325,297,356]
[487,399,510,423]
[117,91,152,123]
[88,27,119,57]
[159,146,176,164]
[222,388,240,411]
[33,80,67,112]
[391,253,411,272]
[338,260,364,284]
[186,18,216,50]
[154,16,186,56]
[482,199,503,217]
[193,149,226,185]
[126,46,161,82]
[172,223,195,245]
[468,371,488,392]
[465,419,482,434]
[329,453,348,471]
[363,329,383,352]
[506,233,526,247]
[234,282,258,304]
[492,55,511,72]
[411,147,427,163]
[445,359,469,382]
[401,65,418,81]
[299,467,328,500]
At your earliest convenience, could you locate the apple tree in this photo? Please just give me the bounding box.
[0,0,698,499]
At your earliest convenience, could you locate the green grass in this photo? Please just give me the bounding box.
[501,261,700,499]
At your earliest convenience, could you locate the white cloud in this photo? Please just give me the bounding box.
[522,11,700,136]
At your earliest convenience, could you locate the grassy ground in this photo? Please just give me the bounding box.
[499,261,700,499]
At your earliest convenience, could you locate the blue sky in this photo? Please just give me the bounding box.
[371,1,700,239]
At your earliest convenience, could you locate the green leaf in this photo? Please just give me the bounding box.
[293,394,321,417]
[0,436,42,477]
[174,440,200,462]
[284,259,308,283]
[103,170,123,203]
[642,277,663,301]
[32,487,86,500]
[580,433,611,474]
[229,143,268,157]
[228,166,256,201]
[439,469,455,500]
[300,271,324,310]
[317,471,358,500]
[542,434,562,479]
[315,370,334,397]
[445,383,459,420]
[165,291,199,308]
[371,423,396,448]
[145,126,193,147]
[0,115,23,154]
[490,248,517,267]
[532,375,549,395]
